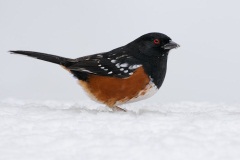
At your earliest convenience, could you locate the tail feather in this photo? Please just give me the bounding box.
[9,50,73,66]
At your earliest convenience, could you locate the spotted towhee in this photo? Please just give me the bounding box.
[10,32,179,111]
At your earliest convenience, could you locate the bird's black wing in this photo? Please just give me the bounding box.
[67,49,142,78]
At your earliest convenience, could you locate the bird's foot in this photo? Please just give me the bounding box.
[111,106,126,112]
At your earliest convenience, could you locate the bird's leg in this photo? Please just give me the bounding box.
[111,106,126,112]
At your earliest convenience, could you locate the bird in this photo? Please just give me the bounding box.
[10,32,179,111]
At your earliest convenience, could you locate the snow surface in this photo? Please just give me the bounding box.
[0,99,240,160]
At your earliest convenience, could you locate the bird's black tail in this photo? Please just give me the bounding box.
[9,50,74,66]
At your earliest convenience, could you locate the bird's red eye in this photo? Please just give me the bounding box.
[153,39,160,45]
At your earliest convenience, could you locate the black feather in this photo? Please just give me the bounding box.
[9,50,73,66]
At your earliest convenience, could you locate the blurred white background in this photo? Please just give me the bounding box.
[1,0,239,103]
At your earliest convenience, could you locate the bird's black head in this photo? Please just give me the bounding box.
[130,32,179,58]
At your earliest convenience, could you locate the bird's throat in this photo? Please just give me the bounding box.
[143,55,168,88]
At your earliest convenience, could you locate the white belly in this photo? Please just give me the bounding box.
[115,80,158,105]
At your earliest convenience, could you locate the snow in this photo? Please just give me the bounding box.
[0,99,240,160]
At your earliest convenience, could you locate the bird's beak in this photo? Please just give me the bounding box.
[163,41,180,50]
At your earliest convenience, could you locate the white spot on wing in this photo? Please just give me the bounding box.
[120,68,124,71]
[108,71,113,74]
[111,60,117,63]
[78,68,94,74]
[116,55,128,59]
[115,63,120,68]
[96,55,103,58]
[120,63,128,67]
[129,64,142,70]
[124,70,128,73]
